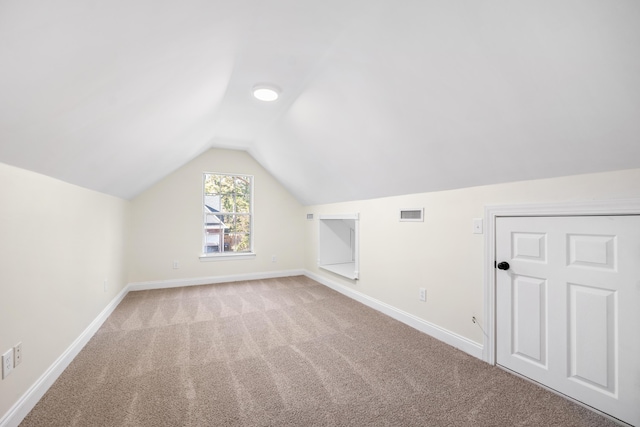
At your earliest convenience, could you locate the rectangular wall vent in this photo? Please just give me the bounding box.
[399,208,424,222]
[306,213,314,220]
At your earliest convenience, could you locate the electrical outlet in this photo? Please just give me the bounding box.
[419,288,426,302]
[2,349,13,379]
[172,260,179,269]
[103,279,108,292]
[271,255,277,263]
[14,342,22,367]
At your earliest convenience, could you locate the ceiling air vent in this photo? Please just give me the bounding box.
[399,208,424,222]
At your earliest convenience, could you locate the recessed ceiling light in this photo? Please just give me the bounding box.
[252,84,280,102]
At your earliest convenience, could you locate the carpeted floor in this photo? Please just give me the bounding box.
[21,276,618,426]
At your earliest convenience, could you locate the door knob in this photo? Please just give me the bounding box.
[497,261,510,270]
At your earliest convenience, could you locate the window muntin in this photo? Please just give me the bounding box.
[203,173,253,255]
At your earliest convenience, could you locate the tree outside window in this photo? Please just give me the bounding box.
[203,173,252,254]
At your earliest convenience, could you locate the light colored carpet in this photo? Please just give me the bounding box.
[21,276,617,426]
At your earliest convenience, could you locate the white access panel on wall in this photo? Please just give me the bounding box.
[496,215,640,426]
[318,213,359,280]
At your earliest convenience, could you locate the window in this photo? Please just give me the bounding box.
[202,173,253,256]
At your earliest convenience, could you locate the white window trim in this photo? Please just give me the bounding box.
[199,253,256,261]
[201,172,254,260]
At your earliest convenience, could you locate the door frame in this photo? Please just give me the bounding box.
[483,198,640,365]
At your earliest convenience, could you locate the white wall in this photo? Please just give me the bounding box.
[304,168,640,347]
[0,163,129,420]
[128,148,305,283]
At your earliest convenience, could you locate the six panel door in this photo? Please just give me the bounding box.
[496,216,640,426]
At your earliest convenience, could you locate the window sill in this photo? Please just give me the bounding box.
[199,253,256,262]
[320,262,358,280]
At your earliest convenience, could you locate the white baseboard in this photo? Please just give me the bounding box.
[0,285,130,427]
[128,269,306,291]
[304,270,484,360]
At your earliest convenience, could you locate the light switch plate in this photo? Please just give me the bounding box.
[472,218,483,234]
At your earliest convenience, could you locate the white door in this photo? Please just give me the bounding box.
[496,216,640,426]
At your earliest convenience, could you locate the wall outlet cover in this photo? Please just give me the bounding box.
[14,342,22,367]
[2,349,13,379]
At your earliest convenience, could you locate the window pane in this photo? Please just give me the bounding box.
[219,175,235,193]
[204,229,222,253]
[236,215,250,233]
[235,176,249,192]
[237,234,251,252]
[224,232,250,253]
[235,177,250,213]
[220,194,235,213]
[235,192,250,213]
[204,174,221,195]
[221,214,234,231]
[204,195,221,212]
[205,213,223,226]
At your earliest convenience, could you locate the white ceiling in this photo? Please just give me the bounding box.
[1,1,639,205]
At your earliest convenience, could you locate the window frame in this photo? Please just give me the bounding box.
[199,172,255,261]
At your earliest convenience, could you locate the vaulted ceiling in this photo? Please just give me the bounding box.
[1,1,639,205]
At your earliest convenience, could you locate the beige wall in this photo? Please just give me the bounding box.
[0,162,129,418]
[3,150,639,423]
[128,148,305,283]
[304,168,640,346]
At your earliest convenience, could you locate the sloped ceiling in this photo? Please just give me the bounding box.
[1,1,639,205]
